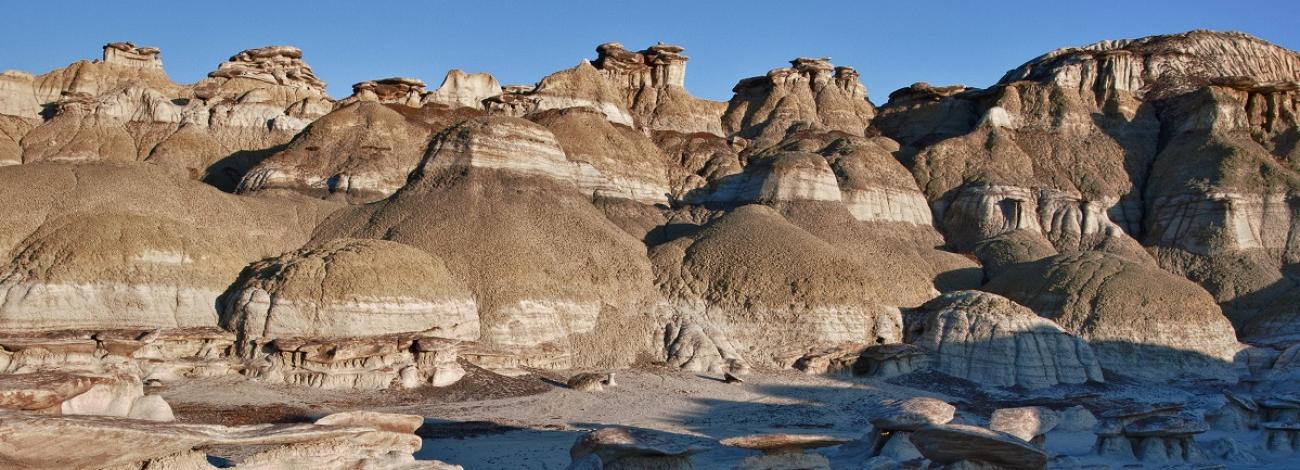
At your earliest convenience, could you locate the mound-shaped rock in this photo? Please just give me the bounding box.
[650,205,909,368]
[983,251,1241,380]
[237,101,480,202]
[0,162,337,331]
[723,57,875,151]
[310,116,657,368]
[222,238,479,343]
[907,291,1104,388]
[0,213,246,330]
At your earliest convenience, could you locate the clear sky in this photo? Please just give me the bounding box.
[4,1,1298,103]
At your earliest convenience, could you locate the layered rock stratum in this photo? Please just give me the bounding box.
[1,29,1299,469]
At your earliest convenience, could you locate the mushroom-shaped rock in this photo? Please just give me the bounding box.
[222,238,479,343]
[346,77,426,106]
[1120,414,1210,463]
[721,433,851,470]
[983,251,1241,380]
[309,116,657,368]
[989,407,1060,445]
[911,424,1048,470]
[908,291,1104,388]
[570,427,709,469]
[591,42,726,136]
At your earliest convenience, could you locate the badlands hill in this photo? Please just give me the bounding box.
[0,32,1299,469]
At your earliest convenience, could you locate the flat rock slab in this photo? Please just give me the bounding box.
[720,433,852,453]
[0,372,101,411]
[870,397,956,431]
[572,427,711,462]
[1123,414,1209,437]
[911,424,1047,470]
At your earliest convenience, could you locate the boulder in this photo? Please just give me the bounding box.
[871,397,956,432]
[988,407,1060,444]
[911,424,1048,470]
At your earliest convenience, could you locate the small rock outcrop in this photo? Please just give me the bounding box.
[907,291,1104,388]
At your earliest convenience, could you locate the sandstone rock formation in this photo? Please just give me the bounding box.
[425,70,502,109]
[724,57,875,152]
[907,291,1104,388]
[0,162,336,332]
[650,205,910,368]
[310,116,658,368]
[0,410,457,469]
[592,42,726,135]
[221,238,479,343]
[983,251,1242,380]
[911,424,1048,470]
[570,427,709,469]
[236,101,480,202]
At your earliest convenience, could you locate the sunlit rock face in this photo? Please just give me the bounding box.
[4,43,336,189]
[723,57,876,151]
[877,31,1300,328]
[236,101,481,203]
[650,205,907,369]
[309,116,658,369]
[221,238,480,343]
[424,69,502,110]
[592,42,726,136]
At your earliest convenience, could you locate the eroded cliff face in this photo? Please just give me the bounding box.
[1,30,1298,394]
[878,31,1300,338]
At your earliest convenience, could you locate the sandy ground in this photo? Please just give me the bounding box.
[157,365,1300,469]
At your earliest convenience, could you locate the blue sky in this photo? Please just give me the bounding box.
[4,1,1298,103]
